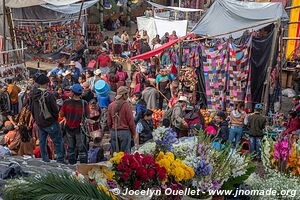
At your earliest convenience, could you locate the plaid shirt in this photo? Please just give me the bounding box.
[61,99,89,128]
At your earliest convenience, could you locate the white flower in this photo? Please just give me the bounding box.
[152,126,167,141]
[137,142,156,154]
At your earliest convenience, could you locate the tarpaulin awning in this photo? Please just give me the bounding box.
[130,37,181,61]
[192,0,288,38]
[0,0,82,8]
[147,1,203,12]
[41,0,98,14]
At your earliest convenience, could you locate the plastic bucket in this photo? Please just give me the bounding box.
[95,80,110,97]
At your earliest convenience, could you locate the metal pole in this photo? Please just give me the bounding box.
[99,0,104,31]
[78,0,85,21]
[3,0,6,63]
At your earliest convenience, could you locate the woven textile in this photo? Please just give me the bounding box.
[226,39,252,109]
[201,42,228,111]
[201,38,252,111]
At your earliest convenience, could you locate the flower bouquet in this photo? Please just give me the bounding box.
[152,126,178,154]
[152,109,165,128]
[110,152,167,200]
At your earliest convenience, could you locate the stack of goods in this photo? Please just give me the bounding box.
[200,109,213,126]
[151,109,165,128]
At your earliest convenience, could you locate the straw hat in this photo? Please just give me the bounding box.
[69,61,76,66]
[62,70,72,77]
[296,65,300,69]
[178,96,189,104]
[100,48,108,53]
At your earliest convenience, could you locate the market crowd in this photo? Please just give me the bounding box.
[0,29,299,165]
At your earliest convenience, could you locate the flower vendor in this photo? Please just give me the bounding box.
[283,110,300,135]
[136,109,154,145]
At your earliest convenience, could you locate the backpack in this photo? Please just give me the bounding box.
[38,90,53,120]
[88,147,101,163]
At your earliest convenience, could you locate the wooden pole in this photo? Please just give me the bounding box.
[279,26,284,110]
[262,20,281,115]
[6,7,19,60]
[99,0,104,31]
[3,0,6,63]
[286,5,300,10]
[283,37,300,40]
[78,0,85,21]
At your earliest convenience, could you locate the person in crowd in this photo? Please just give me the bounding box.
[149,57,160,78]
[102,36,110,51]
[60,83,89,164]
[171,96,189,138]
[87,98,101,138]
[78,74,86,86]
[144,7,153,17]
[133,29,141,40]
[28,75,36,86]
[169,30,178,41]
[169,89,183,108]
[48,63,65,77]
[142,79,158,110]
[29,73,64,163]
[18,125,35,156]
[62,70,76,89]
[82,82,94,103]
[97,87,111,133]
[140,39,151,54]
[292,95,300,116]
[121,31,130,52]
[161,32,169,44]
[75,58,83,73]
[133,92,147,124]
[48,72,58,92]
[129,37,140,56]
[85,70,94,82]
[116,64,128,89]
[89,69,102,91]
[97,48,111,75]
[136,109,154,145]
[113,32,122,55]
[151,35,161,49]
[229,102,247,148]
[247,104,266,161]
[284,110,300,135]
[214,111,229,144]
[184,106,205,132]
[130,64,140,96]
[7,79,21,116]
[142,30,150,44]
[293,65,300,95]
[156,68,172,110]
[0,83,17,130]
[88,137,106,163]
[108,86,137,153]
[69,61,80,81]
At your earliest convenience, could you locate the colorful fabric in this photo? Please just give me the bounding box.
[201,42,228,111]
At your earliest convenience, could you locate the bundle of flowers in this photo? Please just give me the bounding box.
[262,135,300,176]
[110,152,167,190]
[152,126,177,153]
[155,152,195,183]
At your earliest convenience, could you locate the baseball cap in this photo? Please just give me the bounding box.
[71,83,83,94]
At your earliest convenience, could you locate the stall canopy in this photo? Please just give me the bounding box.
[0,0,83,8]
[137,16,188,43]
[192,0,288,38]
[146,1,203,12]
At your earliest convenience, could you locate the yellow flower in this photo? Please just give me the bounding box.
[109,152,124,164]
[97,184,117,200]
[156,152,165,161]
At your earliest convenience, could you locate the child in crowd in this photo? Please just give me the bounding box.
[18,125,35,156]
[214,111,229,144]
[133,93,147,124]
[136,110,154,145]
[88,137,106,163]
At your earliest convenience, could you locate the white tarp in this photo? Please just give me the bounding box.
[192,0,288,38]
[42,0,98,14]
[147,1,203,12]
[137,16,187,43]
[0,0,82,8]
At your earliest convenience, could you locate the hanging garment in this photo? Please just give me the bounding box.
[200,41,228,111]
[226,37,252,109]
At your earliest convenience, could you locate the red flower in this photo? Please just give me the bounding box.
[142,154,155,166]
[148,168,155,179]
[136,167,148,181]
[125,168,132,174]
[117,164,125,171]
[134,152,143,163]
[131,161,139,170]
[121,172,129,181]
[157,167,167,180]
[133,180,141,189]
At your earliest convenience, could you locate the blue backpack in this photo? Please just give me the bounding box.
[88,147,101,163]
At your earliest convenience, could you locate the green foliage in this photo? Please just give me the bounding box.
[221,163,256,190]
[3,173,113,200]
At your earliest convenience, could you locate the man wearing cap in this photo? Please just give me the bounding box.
[89,69,102,91]
[97,48,111,75]
[247,104,266,161]
[29,74,64,163]
[69,60,80,81]
[60,83,90,164]
[108,86,137,153]
[171,96,189,138]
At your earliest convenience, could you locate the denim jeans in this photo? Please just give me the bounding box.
[229,126,243,148]
[66,126,88,165]
[110,129,131,154]
[38,121,64,163]
[250,136,262,159]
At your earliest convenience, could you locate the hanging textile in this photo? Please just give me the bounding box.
[250,28,277,104]
[226,37,252,109]
[200,42,228,111]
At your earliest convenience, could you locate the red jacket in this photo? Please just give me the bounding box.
[284,117,300,134]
